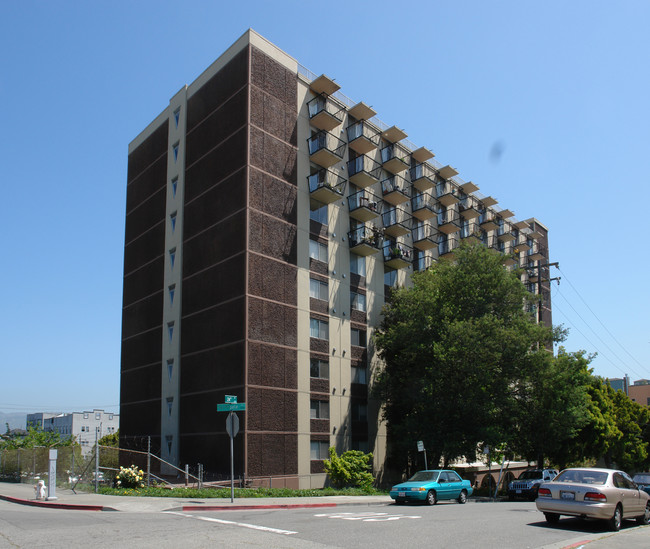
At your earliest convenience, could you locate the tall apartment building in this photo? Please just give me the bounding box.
[120,29,551,487]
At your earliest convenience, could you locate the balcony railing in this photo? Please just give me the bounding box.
[348,190,381,222]
[347,121,380,154]
[460,222,481,241]
[383,242,413,269]
[307,168,346,205]
[348,226,382,256]
[307,94,344,131]
[381,175,411,206]
[410,163,437,192]
[459,196,481,220]
[412,222,439,250]
[380,142,411,174]
[347,155,382,188]
[414,253,434,272]
[497,223,516,242]
[382,207,411,237]
[411,192,438,221]
[437,210,461,234]
[308,130,346,168]
[438,236,460,257]
[436,182,460,207]
[479,210,499,231]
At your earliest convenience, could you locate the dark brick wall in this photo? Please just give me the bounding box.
[120,120,168,447]
[246,46,299,477]
[179,47,250,475]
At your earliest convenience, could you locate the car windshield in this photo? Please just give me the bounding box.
[555,470,608,485]
[519,471,542,480]
[409,471,439,482]
[633,474,650,484]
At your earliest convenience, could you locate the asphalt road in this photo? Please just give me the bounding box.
[0,499,647,548]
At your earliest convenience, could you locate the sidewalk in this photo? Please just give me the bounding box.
[0,481,392,513]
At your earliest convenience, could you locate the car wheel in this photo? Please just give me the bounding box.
[637,502,650,525]
[544,513,560,524]
[457,490,467,504]
[608,505,622,532]
[426,490,437,506]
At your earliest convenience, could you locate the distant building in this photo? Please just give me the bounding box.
[607,376,629,395]
[629,381,650,407]
[26,410,119,455]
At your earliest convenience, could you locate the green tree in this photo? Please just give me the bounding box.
[323,447,374,489]
[374,242,554,470]
[98,430,119,447]
[0,426,72,450]
[508,348,592,469]
[605,390,650,471]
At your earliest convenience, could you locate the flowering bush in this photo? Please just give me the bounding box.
[114,465,145,489]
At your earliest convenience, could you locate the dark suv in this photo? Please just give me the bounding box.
[508,469,558,500]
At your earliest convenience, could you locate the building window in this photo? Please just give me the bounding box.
[311,440,329,460]
[169,284,176,305]
[168,322,174,343]
[167,359,174,381]
[310,400,330,419]
[171,177,178,198]
[310,358,329,379]
[95,412,101,420]
[352,365,367,384]
[309,239,327,263]
[166,435,173,454]
[310,203,328,225]
[169,248,176,269]
[167,397,173,417]
[384,269,397,287]
[352,402,368,422]
[309,278,328,301]
[108,415,113,421]
[351,328,366,348]
[350,254,366,277]
[310,318,329,340]
[172,142,179,162]
[352,438,369,453]
[83,413,89,419]
[170,212,177,233]
[350,291,366,312]
[173,108,180,128]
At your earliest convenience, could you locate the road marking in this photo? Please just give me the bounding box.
[164,511,297,535]
[314,511,421,522]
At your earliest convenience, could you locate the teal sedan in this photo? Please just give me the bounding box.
[390,469,473,505]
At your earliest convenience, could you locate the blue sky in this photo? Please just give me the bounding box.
[2,0,648,416]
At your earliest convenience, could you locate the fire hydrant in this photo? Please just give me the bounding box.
[34,480,46,500]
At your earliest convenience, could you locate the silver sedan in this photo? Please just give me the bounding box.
[536,468,650,531]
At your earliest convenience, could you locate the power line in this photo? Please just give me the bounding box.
[557,266,647,374]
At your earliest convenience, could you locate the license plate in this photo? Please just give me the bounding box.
[398,492,406,497]
[561,491,575,500]
[516,490,522,494]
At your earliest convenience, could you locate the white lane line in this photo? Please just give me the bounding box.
[164,511,297,535]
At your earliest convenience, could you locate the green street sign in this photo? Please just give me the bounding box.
[225,395,238,403]
[217,403,246,412]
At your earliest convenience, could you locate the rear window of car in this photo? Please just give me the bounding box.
[555,470,608,485]
[519,471,542,480]
[409,471,439,482]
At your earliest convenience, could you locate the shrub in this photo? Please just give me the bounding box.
[114,465,145,489]
[323,447,374,489]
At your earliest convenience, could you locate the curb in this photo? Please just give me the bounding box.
[0,494,108,512]
[181,502,338,512]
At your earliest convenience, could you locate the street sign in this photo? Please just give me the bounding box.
[225,412,240,438]
[225,395,238,403]
[417,440,424,452]
[217,402,246,412]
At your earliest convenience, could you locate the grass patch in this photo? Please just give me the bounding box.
[97,485,386,498]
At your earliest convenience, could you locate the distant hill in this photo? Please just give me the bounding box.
[0,412,26,431]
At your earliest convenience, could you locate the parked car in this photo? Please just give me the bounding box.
[389,469,473,505]
[508,468,558,500]
[536,468,650,531]
[632,473,650,496]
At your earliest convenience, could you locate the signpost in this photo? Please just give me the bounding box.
[417,440,427,470]
[217,395,246,502]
